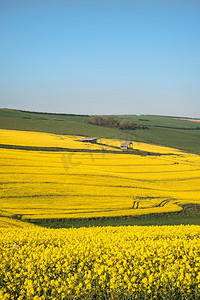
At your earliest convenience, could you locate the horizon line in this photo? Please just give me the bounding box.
[0,107,200,120]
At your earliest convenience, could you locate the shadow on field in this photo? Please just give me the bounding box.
[28,204,200,229]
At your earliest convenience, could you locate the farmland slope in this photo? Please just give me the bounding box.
[0,108,200,154]
[0,129,199,225]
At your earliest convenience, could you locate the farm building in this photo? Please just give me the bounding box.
[120,141,133,150]
[78,137,101,144]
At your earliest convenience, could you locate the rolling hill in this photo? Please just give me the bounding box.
[0,108,200,154]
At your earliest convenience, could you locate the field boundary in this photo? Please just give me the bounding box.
[0,143,174,156]
[22,203,200,228]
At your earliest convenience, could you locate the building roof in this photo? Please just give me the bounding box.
[78,137,101,142]
[120,141,133,147]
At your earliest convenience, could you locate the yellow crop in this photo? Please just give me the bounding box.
[0,216,34,228]
[0,128,182,154]
[0,129,200,299]
[1,225,200,299]
[0,129,123,151]
[0,129,200,220]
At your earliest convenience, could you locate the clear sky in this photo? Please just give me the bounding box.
[0,0,200,117]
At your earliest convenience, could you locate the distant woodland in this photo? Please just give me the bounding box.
[84,116,148,130]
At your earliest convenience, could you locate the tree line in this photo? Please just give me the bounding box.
[83,116,148,130]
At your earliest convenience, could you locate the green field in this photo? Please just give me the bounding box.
[29,204,200,228]
[0,108,200,154]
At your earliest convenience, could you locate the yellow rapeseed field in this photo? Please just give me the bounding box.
[0,129,200,299]
[0,216,34,228]
[0,129,122,151]
[0,129,199,220]
[1,225,200,299]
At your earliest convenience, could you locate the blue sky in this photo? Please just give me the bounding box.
[0,0,200,117]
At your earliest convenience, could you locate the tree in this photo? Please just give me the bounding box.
[90,116,104,126]
[103,116,118,128]
[119,119,137,130]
